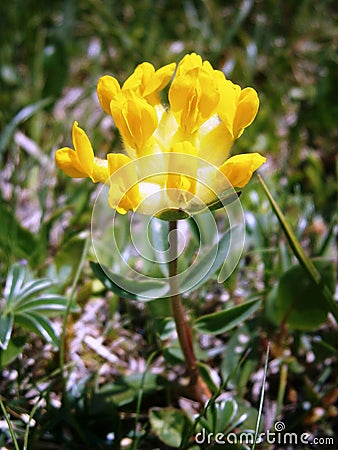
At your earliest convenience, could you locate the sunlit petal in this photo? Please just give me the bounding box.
[97,75,121,114]
[55,147,86,178]
[107,153,141,214]
[166,141,198,203]
[219,153,266,188]
[71,121,94,176]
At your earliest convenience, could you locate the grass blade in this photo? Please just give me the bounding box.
[258,174,337,323]
[252,342,270,450]
[0,396,21,450]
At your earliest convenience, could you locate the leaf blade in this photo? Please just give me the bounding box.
[258,174,338,322]
[194,298,261,335]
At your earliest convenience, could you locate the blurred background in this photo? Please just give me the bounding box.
[0,0,337,448]
[1,0,337,249]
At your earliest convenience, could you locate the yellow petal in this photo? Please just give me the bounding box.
[143,62,176,104]
[122,62,176,105]
[71,121,94,176]
[122,62,154,93]
[55,147,87,178]
[233,87,259,138]
[176,53,203,75]
[92,157,109,183]
[219,153,266,188]
[166,141,198,203]
[107,153,141,213]
[198,120,234,166]
[110,91,157,153]
[97,75,121,114]
[216,77,241,137]
[169,67,219,134]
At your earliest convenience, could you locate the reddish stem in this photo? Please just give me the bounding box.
[169,221,212,405]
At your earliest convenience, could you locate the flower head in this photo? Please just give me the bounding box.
[55,53,265,219]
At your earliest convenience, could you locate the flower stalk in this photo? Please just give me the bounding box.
[168,220,212,405]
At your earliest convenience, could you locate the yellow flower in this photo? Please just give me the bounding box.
[96,61,176,114]
[168,55,220,134]
[109,90,158,155]
[55,53,266,219]
[55,121,108,183]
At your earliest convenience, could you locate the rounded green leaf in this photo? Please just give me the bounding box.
[273,259,335,330]
[150,408,190,448]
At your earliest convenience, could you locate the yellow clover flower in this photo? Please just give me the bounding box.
[55,53,266,219]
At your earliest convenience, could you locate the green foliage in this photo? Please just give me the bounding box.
[149,407,191,448]
[0,0,337,448]
[268,259,335,330]
[194,299,261,335]
[0,262,68,366]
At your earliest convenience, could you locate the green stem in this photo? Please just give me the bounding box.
[59,234,90,403]
[0,396,20,450]
[276,361,288,420]
[168,221,211,405]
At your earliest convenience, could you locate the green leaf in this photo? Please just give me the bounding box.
[0,205,38,265]
[258,174,338,323]
[0,313,14,350]
[207,190,242,212]
[272,259,335,330]
[147,298,172,318]
[0,336,25,368]
[149,218,169,275]
[199,399,246,436]
[3,263,27,306]
[97,372,166,407]
[154,318,176,340]
[149,408,190,448]
[0,98,53,159]
[90,261,168,301]
[52,234,89,286]
[12,278,52,306]
[196,361,219,394]
[15,313,59,346]
[179,226,236,293]
[194,299,261,335]
[155,208,190,221]
[14,295,68,316]
[220,325,252,388]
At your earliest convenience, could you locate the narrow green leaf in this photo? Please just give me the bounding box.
[194,299,261,335]
[0,313,14,350]
[196,361,219,394]
[3,263,26,306]
[15,313,58,346]
[90,261,169,301]
[53,234,89,285]
[0,397,21,450]
[0,205,38,265]
[14,295,68,315]
[207,190,242,212]
[179,226,236,293]
[0,98,53,157]
[252,343,270,450]
[13,279,52,306]
[149,218,169,275]
[258,174,338,323]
